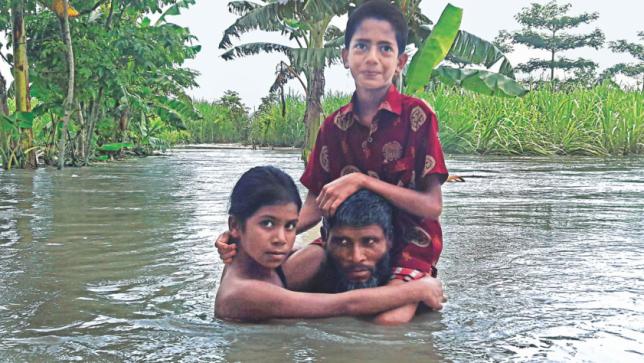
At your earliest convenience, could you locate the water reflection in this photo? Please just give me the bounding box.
[1,149,643,361]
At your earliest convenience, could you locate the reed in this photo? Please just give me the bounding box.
[422,84,643,156]
[185,85,642,156]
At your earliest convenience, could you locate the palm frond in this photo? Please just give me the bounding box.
[219,2,295,49]
[221,42,293,61]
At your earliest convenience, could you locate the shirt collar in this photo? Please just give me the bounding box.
[338,84,403,119]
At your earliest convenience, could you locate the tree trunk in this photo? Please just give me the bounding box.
[57,0,75,170]
[550,30,556,82]
[302,66,325,163]
[84,88,103,166]
[12,1,37,169]
[118,107,129,142]
[0,72,9,116]
[76,102,85,163]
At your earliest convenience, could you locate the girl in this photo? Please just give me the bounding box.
[215,166,443,321]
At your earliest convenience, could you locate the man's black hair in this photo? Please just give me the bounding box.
[322,189,394,243]
[344,0,409,55]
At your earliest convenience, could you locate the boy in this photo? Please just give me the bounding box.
[218,0,448,325]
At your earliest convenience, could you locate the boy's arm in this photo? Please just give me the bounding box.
[317,172,442,220]
[296,191,323,234]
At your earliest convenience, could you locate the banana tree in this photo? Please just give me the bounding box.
[405,4,527,97]
[220,0,355,161]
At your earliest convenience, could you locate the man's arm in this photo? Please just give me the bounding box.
[317,173,443,220]
[215,276,443,321]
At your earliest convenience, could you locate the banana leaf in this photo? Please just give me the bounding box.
[434,66,528,97]
[405,4,463,94]
[449,30,515,78]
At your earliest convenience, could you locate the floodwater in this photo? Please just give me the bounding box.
[1,147,642,362]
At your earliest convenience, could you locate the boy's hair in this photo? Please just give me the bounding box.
[228,166,302,225]
[345,0,409,55]
[322,189,394,242]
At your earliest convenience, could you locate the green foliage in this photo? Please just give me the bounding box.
[405,4,462,94]
[187,91,250,144]
[434,67,527,97]
[249,93,306,147]
[423,84,643,156]
[1,0,202,168]
[502,0,605,81]
[602,31,644,90]
[405,4,525,97]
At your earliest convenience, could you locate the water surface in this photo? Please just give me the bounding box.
[1,148,642,362]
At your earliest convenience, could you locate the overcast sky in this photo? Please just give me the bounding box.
[1,1,642,109]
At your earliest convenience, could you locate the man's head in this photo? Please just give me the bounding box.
[342,0,409,92]
[322,189,394,292]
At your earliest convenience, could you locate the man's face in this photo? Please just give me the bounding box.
[326,224,390,291]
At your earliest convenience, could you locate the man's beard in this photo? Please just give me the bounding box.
[327,253,391,292]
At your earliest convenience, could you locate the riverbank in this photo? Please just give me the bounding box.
[188,84,643,156]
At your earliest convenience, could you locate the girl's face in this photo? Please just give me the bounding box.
[230,203,299,269]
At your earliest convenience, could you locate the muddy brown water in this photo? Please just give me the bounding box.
[1,147,643,362]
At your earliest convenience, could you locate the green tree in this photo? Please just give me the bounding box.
[217,90,249,140]
[219,0,353,160]
[503,0,605,82]
[602,31,644,92]
[25,0,200,166]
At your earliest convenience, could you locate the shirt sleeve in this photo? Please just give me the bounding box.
[413,101,448,185]
[300,119,333,195]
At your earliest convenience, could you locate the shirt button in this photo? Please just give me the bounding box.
[368,137,373,143]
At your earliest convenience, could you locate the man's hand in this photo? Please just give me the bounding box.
[417,276,445,310]
[215,231,237,265]
[316,173,366,216]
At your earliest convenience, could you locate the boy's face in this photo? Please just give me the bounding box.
[342,18,408,93]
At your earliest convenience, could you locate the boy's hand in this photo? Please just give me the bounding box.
[215,231,237,265]
[317,173,366,216]
[417,276,445,310]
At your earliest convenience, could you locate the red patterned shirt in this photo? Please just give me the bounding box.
[301,85,448,276]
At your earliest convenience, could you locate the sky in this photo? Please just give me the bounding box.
[1,1,642,109]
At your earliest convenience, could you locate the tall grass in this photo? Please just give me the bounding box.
[249,95,306,147]
[186,85,642,156]
[422,84,643,156]
[186,101,247,143]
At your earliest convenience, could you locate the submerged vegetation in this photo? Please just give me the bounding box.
[189,84,642,156]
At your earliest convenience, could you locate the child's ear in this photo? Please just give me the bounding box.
[228,216,241,239]
[397,52,408,72]
[341,48,349,68]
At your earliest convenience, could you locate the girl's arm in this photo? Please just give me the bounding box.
[216,276,443,321]
[317,173,442,220]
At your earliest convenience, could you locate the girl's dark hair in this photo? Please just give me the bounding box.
[228,166,302,224]
[345,0,408,55]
